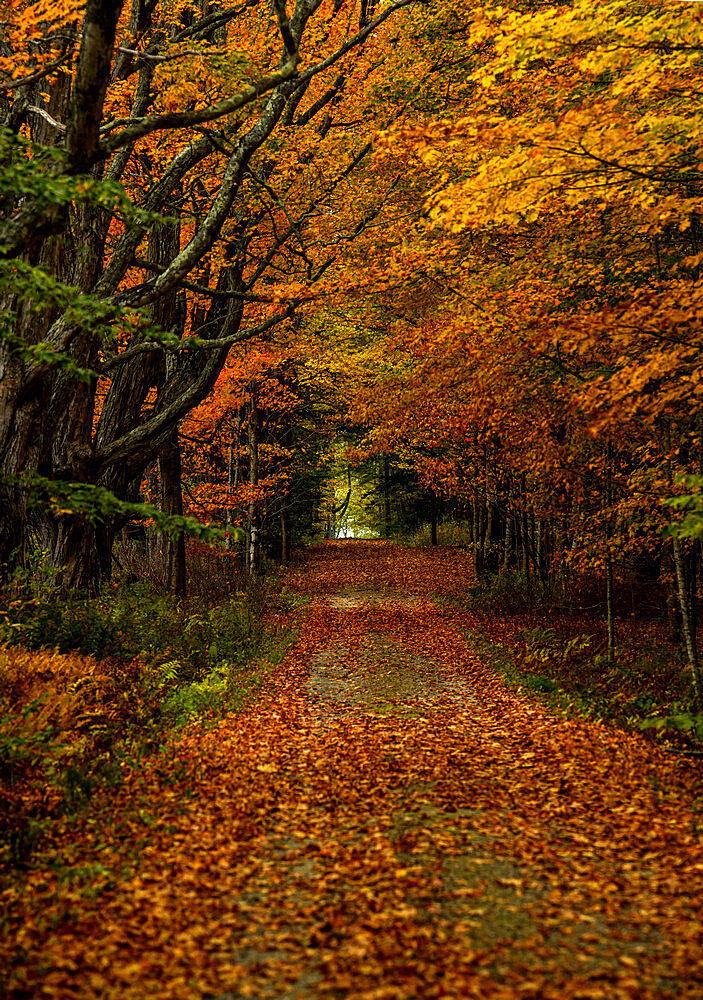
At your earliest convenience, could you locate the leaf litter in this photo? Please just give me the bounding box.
[2,541,703,999]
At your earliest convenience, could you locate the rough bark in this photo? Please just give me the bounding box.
[279,406,293,562]
[605,440,615,663]
[503,501,513,570]
[383,457,391,539]
[521,474,530,579]
[281,507,291,565]
[66,0,125,170]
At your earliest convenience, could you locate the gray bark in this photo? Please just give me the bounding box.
[159,427,187,596]
[503,502,513,570]
[673,536,702,707]
[383,457,391,538]
[521,475,530,579]
[605,440,615,663]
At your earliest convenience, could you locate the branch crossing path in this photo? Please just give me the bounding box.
[4,542,703,999]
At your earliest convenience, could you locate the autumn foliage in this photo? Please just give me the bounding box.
[3,542,703,999]
[2,2,703,995]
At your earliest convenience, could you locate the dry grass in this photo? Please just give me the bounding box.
[0,645,130,865]
[0,644,112,730]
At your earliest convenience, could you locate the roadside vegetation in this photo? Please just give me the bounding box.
[0,552,301,869]
[412,528,703,749]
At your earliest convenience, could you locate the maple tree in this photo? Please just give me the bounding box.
[298,0,703,700]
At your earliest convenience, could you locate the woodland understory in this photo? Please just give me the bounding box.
[2,0,703,997]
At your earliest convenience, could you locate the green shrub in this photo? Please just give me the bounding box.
[462,570,553,613]
[519,626,593,669]
[0,582,265,680]
[160,658,265,725]
[405,519,475,548]
[0,696,61,786]
[0,595,117,656]
[0,575,297,866]
[636,709,703,741]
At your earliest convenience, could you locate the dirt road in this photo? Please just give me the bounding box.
[3,542,703,999]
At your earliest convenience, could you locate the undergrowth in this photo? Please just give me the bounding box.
[463,626,701,746]
[448,570,701,748]
[404,519,475,549]
[0,577,301,869]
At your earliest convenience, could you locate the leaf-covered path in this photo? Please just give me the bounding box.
[3,542,703,999]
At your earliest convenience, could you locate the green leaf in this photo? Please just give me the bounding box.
[662,475,703,540]
[11,471,245,544]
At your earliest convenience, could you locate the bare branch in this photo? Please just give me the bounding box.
[171,2,257,44]
[273,0,296,59]
[294,74,344,128]
[99,54,298,159]
[296,0,413,86]
[116,46,214,64]
[27,105,66,133]
[98,303,295,375]
[132,257,274,302]
[95,306,292,471]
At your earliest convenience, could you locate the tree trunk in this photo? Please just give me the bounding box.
[247,393,259,574]
[145,460,160,576]
[474,503,486,578]
[605,440,616,663]
[383,456,391,538]
[472,487,479,547]
[158,427,186,596]
[688,543,697,640]
[0,52,112,592]
[279,403,293,561]
[503,501,513,571]
[49,517,114,594]
[226,406,243,552]
[536,519,544,581]
[673,536,702,707]
[484,501,494,570]
[521,474,530,579]
[605,555,615,663]
[281,507,291,565]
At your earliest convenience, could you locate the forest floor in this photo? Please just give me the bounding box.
[2,540,703,999]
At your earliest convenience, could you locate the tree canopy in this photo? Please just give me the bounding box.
[1,0,702,693]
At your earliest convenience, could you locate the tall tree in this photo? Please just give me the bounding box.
[0,0,412,590]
